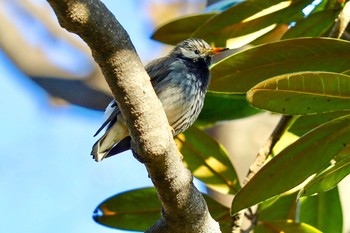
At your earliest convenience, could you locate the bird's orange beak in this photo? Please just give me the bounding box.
[207,47,229,55]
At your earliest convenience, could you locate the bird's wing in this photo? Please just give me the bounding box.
[146,56,176,85]
[93,100,120,137]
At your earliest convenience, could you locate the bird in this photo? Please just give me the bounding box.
[91,38,228,162]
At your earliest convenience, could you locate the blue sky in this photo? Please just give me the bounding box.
[0,1,171,232]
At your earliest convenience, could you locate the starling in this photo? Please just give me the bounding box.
[92,38,228,161]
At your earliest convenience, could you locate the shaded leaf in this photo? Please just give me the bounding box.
[210,38,350,93]
[93,187,161,231]
[247,72,350,115]
[282,10,340,39]
[151,13,216,45]
[255,220,322,233]
[231,114,350,213]
[93,187,231,232]
[196,92,260,125]
[299,188,343,233]
[300,156,350,196]
[176,126,240,194]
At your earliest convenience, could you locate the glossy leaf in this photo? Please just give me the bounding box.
[231,114,350,213]
[282,10,340,39]
[210,38,350,93]
[300,156,350,196]
[93,187,161,231]
[255,220,322,233]
[289,111,350,136]
[258,192,298,222]
[193,0,307,46]
[247,72,350,115]
[299,188,343,233]
[176,126,240,194]
[250,24,289,45]
[93,187,230,232]
[151,13,216,45]
[196,92,260,125]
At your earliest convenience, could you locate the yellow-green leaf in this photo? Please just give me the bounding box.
[231,114,350,213]
[176,126,240,194]
[193,0,307,46]
[255,220,322,233]
[151,13,216,45]
[247,72,350,115]
[299,188,343,233]
[300,157,350,196]
[210,38,350,93]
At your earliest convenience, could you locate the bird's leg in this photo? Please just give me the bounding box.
[242,208,258,233]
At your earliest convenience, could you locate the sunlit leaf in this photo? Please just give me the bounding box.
[289,111,350,136]
[151,13,216,45]
[299,188,343,233]
[176,126,240,194]
[231,114,350,213]
[193,0,308,46]
[300,157,350,196]
[282,10,340,39]
[210,38,350,93]
[247,72,350,115]
[255,220,322,233]
[93,187,231,231]
[250,24,289,45]
[258,192,298,222]
[196,92,260,125]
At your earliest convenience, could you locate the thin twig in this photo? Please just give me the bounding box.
[231,115,293,233]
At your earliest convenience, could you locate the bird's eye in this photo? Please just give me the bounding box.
[194,50,200,54]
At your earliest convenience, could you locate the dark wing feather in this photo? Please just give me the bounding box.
[93,100,120,137]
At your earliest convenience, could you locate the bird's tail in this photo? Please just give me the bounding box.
[91,120,130,162]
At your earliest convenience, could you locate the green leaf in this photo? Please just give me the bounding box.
[255,220,322,233]
[93,187,231,232]
[151,13,216,45]
[247,72,350,115]
[300,156,350,196]
[192,0,306,46]
[250,24,289,46]
[196,92,260,125]
[258,192,298,222]
[299,188,343,233]
[210,38,350,93]
[93,187,161,231]
[289,111,350,136]
[204,195,231,233]
[176,126,240,194]
[231,114,350,214]
[282,10,340,39]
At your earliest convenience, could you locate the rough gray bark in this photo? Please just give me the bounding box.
[46,0,221,232]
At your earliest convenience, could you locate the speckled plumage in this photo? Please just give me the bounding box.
[91,39,227,162]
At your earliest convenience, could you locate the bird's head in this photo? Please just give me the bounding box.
[171,38,228,65]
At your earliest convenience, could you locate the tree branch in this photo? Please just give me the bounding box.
[47,0,220,232]
[231,115,293,233]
